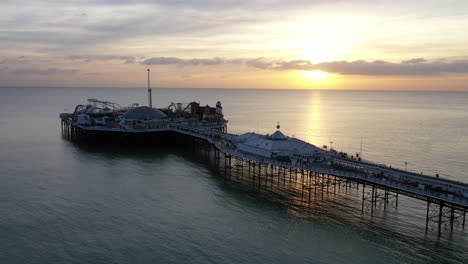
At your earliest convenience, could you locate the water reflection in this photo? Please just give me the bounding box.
[305,90,323,145]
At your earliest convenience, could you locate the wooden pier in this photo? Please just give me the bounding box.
[61,117,468,235]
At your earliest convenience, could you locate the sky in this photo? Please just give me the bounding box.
[1,0,468,90]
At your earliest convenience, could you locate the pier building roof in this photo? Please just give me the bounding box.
[123,106,167,120]
[238,132,325,157]
[271,130,288,140]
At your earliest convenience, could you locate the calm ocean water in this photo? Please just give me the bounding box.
[1,87,467,263]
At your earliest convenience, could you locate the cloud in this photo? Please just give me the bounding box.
[142,56,468,76]
[69,55,136,64]
[312,59,468,75]
[11,68,79,75]
[142,57,230,66]
[402,58,427,64]
[142,57,185,65]
[248,58,468,75]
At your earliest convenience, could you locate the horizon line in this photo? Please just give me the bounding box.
[1,85,468,92]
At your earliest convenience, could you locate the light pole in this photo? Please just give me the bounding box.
[147,69,152,108]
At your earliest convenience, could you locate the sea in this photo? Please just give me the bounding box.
[1,87,467,264]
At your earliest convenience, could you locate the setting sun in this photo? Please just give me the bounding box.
[301,70,330,82]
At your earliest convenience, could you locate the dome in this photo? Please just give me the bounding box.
[123,106,167,120]
[271,130,288,140]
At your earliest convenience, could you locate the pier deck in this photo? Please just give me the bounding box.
[60,117,468,234]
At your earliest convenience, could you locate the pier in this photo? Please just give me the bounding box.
[60,97,468,235]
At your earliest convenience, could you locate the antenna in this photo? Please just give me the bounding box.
[147,69,152,108]
[360,136,363,157]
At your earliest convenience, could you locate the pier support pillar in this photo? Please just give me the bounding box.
[333,176,336,194]
[271,165,274,188]
[450,207,455,232]
[396,190,399,208]
[241,159,244,179]
[438,202,443,235]
[370,185,375,215]
[283,167,286,184]
[224,153,228,179]
[361,183,366,212]
[426,200,430,232]
[252,163,256,187]
[463,209,466,229]
[258,163,261,188]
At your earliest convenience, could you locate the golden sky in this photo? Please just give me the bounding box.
[1,0,468,90]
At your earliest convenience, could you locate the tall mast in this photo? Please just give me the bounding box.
[147,69,152,108]
[360,136,363,157]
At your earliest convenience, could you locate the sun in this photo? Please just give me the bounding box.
[301,70,330,82]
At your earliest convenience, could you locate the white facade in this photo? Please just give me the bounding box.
[216,101,223,115]
[236,132,329,162]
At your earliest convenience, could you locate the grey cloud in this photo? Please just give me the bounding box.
[142,56,468,76]
[0,0,329,54]
[142,57,185,65]
[5,0,336,10]
[402,58,427,64]
[313,60,468,75]
[11,68,79,75]
[3,0,468,56]
[244,58,276,69]
[188,57,226,65]
[69,55,136,64]
[142,57,228,66]
[240,58,468,75]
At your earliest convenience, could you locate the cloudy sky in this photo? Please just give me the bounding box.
[1,0,468,90]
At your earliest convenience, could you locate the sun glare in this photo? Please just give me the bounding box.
[301,70,330,82]
[300,35,349,63]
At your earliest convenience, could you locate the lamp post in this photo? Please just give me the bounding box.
[147,69,152,108]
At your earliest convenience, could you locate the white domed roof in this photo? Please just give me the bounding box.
[123,106,167,120]
[271,130,288,140]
